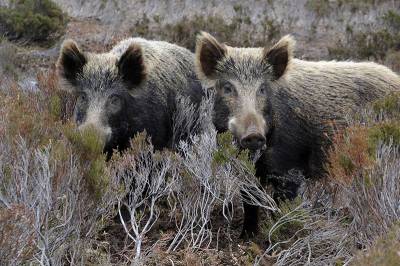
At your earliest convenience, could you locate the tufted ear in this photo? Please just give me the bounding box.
[195,31,227,79]
[117,44,146,88]
[57,39,87,87]
[263,35,295,80]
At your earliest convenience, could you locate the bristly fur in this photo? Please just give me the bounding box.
[57,37,203,156]
[263,35,295,79]
[57,39,87,91]
[117,44,147,88]
[194,31,400,237]
[195,31,227,81]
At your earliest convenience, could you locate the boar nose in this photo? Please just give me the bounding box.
[240,133,266,151]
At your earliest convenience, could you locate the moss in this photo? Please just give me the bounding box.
[0,0,68,45]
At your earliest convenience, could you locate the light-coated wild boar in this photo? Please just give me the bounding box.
[195,31,400,237]
[57,38,203,157]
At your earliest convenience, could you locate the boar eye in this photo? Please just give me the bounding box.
[258,87,267,96]
[108,95,122,113]
[221,82,235,95]
[77,93,87,103]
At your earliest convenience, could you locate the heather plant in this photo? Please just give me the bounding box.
[251,93,400,265]
[0,71,119,265]
[1,66,399,265]
[105,91,278,264]
[0,71,279,265]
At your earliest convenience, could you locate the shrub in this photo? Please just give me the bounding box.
[0,71,119,265]
[325,93,400,247]
[0,0,68,45]
[328,93,400,184]
[130,13,281,51]
[0,70,279,264]
[328,10,400,60]
[0,205,35,265]
[328,126,373,184]
[352,224,400,266]
[255,93,400,265]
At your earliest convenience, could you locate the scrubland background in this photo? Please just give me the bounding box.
[0,0,400,265]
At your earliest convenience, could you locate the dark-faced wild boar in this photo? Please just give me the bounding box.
[57,38,203,156]
[195,31,400,237]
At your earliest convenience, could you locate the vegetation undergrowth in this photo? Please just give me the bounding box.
[0,71,277,265]
[0,0,68,45]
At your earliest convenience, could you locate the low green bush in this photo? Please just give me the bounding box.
[0,0,67,45]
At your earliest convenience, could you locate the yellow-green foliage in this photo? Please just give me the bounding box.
[49,94,62,119]
[212,132,255,175]
[0,0,67,44]
[338,153,355,175]
[368,93,400,151]
[261,197,306,244]
[328,93,400,184]
[64,126,108,200]
[1,71,109,201]
[65,126,105,158]
[372,93,400,118]
[368,122,400,150]
[352,224,400,266]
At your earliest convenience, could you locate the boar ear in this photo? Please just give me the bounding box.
[57,39,86,87]
[263,35,295,80]
[195,31,227,79]
[117,44,146,88]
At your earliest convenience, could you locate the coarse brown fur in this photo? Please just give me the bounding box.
[57,37,203,154]
[195,31,400,237]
